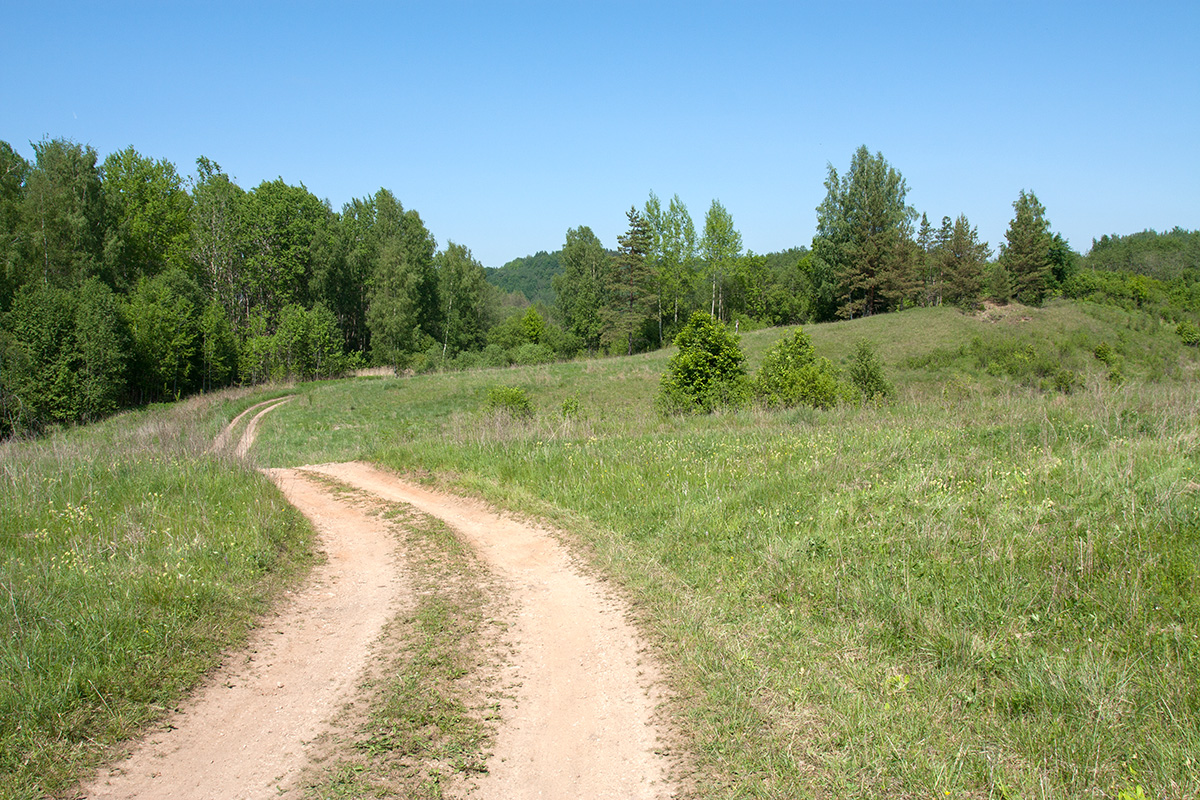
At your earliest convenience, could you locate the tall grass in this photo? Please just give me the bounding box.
[0,389,312,798]
[380,384,1200,797]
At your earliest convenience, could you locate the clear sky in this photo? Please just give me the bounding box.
[3,1,1197,268]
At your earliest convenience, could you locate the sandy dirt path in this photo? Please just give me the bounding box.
[303,461,672,800]
[81,468,411,800]
[81,402,675,799]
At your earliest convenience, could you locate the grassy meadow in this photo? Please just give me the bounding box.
[3,299,1199,798]
[0,388,309,798]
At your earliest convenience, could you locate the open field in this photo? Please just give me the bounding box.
[3,300,1199,798]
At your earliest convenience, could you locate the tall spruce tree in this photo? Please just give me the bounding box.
[999,189,1052,305]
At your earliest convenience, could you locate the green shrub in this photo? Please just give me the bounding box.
[753,328,848,410]
[479,344,509,368]
[560,396,583,418]
[1052,368,1082,394]
[484,385,534,419]
[656,312,749,415]
[1177,319,1200,347]
[848,339,895,403]
[510,342,556,365]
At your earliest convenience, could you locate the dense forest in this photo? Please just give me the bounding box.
[1,139,1197,436]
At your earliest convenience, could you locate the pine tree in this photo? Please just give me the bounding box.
[601,207,654,355]
[916,213,941,307]
[813,146,915,319]
[941,214,991,308]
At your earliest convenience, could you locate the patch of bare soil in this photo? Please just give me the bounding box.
[81,404,675,799]
[977,300,1033,323]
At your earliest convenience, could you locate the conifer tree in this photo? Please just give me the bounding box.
[813,146,914,319]
[601,207,654,355]
[916,213,942,307]
[940,214,991,308]
[1000,190,1052,305]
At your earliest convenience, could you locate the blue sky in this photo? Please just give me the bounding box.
[3,1,1197,268]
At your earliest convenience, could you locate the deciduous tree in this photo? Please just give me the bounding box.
[701,199,742,321]
[552,225,608,352]
[436,241,488,357]
[20,139,105,288]
[124,268,201,402]
[190,157,246,329]
[0,141,30,310]
[241,178,333,324]
[101,146,193,292]
[366,203,439,368]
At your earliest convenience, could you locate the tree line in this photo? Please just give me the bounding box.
[2,137,1193,436]
[0,139,522,435]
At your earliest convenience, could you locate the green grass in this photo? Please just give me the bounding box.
[4,300,1199,799]
[0,389,312,799]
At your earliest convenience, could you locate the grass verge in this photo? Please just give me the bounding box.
[0,389,313,799]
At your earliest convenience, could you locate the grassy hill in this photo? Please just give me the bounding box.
[3,300,1198,798]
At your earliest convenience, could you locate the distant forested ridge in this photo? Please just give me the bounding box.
[485,250,562,306]
[1085,228,1200,281]
[1,138,1196,436]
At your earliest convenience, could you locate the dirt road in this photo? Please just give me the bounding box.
[81,400,674,798]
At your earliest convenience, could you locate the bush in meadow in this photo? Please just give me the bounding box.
[753,328,850,410]
[656,312,749,414]
[484,385,534,419]
[848,338,895,403]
